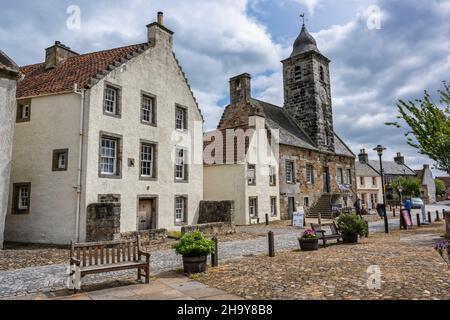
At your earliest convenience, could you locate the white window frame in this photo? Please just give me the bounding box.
[269,165,276,186]
[104,86,117,114]
[140,143,154,177]
[346,169,352,184]
[18,186,29,210]
[247,164,256,186]
[141,95,154,124]
[372,177,377,186]
[175,148,186,180]
[249,197,258,218]
[286,160,295,184]
[100,138,117,175]
[21,105,30,119]
[58,153,66,169]
[175,107,186,131]
[270,197,277,217]
[306,164,314,184]
[337,168,344,184]
[175,197,186,224]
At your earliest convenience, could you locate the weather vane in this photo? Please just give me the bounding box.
[300,13,306,25]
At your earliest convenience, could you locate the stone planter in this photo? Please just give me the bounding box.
[299,238,319,251]
[343,233,358,244]
[183,255,208,274]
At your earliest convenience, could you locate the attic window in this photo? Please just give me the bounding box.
[320,66,325,81]
[294,66,302,81]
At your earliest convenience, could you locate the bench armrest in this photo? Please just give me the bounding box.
[139,250,151,263]
[70,257,81,266]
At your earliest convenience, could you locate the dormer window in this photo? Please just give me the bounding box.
[320,66,325,81]
[294,66,302,81]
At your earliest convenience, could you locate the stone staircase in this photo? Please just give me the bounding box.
[306,194,335,219]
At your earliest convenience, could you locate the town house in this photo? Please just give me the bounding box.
[5,13,204,245]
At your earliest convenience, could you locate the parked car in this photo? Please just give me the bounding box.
[411,198,424,209]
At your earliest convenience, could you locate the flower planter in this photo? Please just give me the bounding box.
[183,255,208,274]
[299,238,319,251]
[343,233,358,244]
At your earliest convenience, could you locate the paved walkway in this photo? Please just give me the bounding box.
[1,204,447,299]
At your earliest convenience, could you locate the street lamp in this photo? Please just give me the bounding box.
[373,145,389,234]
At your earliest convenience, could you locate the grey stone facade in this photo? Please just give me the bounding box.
[86,203,121,242]
[0,51,19,249]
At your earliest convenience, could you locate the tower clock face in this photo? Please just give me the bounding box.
[319,86,328,104]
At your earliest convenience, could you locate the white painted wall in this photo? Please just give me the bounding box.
[5,93,81,244]
[0,77,17,248]
[356,175,383,209]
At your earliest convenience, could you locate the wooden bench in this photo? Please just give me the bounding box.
[311,222,343,247]
[70,236,150,292]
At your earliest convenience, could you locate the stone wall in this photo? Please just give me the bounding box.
[198,201,235,224]
[121,228,167,246]
[181,222,236,236]
[86,203,121,242]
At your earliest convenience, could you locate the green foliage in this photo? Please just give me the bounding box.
[391,177,421,197]
[386,81,450,175]
[337,213,369,237]
[299,228,318,240]
[435,179,446,196]
[172,231,215,257]
[167,231,183,240]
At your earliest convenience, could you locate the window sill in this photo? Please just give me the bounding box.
[141,121,157,127]
[175,179,189,184]
[103,112,122,119]
[140,176,158,181]
[99,173,122,179]
[12,210,30,215]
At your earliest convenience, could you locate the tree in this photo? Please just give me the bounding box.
[391,177,421,198]
[386,81,450,175]
[435,179,445,196]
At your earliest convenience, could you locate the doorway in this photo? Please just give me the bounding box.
[288,197,296,220]
[138,198,157,231]
[323,167,330,193]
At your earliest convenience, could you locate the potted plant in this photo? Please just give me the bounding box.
[336,213,369,244]
[173,231,215,274]
[298,229,319,251]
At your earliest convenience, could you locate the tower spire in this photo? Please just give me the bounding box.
[300,13,305,26]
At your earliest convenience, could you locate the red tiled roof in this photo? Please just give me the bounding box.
[17,43,148,99]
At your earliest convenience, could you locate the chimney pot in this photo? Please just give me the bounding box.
[157,12,164,25]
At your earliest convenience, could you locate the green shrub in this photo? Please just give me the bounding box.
[337,213,369,237]
[172,231,215,257]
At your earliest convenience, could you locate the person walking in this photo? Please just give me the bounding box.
[354,198,362,217]
[404,198,412,224]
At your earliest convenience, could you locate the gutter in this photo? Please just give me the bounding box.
[73,83,85,242]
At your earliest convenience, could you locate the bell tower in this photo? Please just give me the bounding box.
[282,17,334,152]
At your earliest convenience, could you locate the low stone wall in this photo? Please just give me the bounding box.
[181,222,236,236]
[121,229,168,245]
[444,211,450,239]
[86,203,121,242]
[198,201,234,224]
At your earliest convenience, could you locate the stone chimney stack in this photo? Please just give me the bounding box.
[358,149,369,163]
[394,152,405,165]
[230,73,252,104]
[147,11,173,49]
[45,41,78,70]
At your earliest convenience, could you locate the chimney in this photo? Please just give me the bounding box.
[147,11,173,49]
[423,164,430,170]
[358,149,369,164]
[230,73,252,104]
[394,152,405,165]
[45,41,78,69]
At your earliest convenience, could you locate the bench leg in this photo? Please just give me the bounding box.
[138,267,142,281]
[145,266,150,284]
[323,238,327,248]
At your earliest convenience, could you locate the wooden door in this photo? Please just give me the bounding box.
[138,199,153,231]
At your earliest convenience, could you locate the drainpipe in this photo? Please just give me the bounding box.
[74,83,85,242]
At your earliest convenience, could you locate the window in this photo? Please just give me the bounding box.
[141,94,156,125]
[346,169,352,184]
[270,197,277,217]
[175,106,187,130]
[372,177,377,187]
[98,194,121,204]
[360,177,364,186]
[52,149,69,171]
[103,85,121,117]
[175,196,187,225]
[269,165,277,186]
[337,168,344,184]
[294,66,302,81]
[16,101,31,122]
[140,142,156,178]
[12,183,31,214]
[320,66,325,81]
[286,160,295,184]
[99,133,122,178]
[248,164,256,186]
[304,197,310,208]
[175,148,188,181]
[306,164,314,184]
[249,197,258,218]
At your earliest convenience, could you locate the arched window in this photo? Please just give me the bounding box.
[294,66,302,81]
[320,66,325,81]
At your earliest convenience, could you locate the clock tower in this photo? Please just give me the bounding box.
[282,20,335,152]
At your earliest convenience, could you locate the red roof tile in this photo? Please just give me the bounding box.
[17,43,148,99]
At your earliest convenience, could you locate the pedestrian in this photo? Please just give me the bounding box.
[404,198,412,222]
[354,198,362,217]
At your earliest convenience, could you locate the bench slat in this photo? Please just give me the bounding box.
[127,242,131,262]
[100,246,105,265]
[82,247,87,267]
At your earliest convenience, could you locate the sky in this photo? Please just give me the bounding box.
[1,0,449,174]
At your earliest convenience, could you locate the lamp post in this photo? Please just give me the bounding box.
[374,145,389,234]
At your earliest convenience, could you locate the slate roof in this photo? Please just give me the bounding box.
[17,43,149,99]
[291,25,321,57]
[0,50,19,76]
[356,162,379,177]
[368,160,416,176]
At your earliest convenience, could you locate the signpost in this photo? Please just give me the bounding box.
[401,209,413,229]
[292,209,305,228]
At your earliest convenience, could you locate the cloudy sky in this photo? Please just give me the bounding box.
[1,0,449,174]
